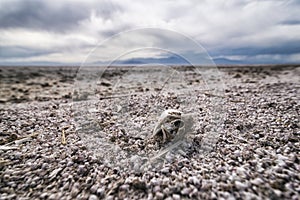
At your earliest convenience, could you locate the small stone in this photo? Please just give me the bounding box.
[188,176,200,185]
[67,161,74,167]
[48,193,57,200]
[40,193,49,198]
[100,81,111,87]
[201,181,212,191]
[71,187,80,198]
[161,167,170,174]
[62,182,70,191]
[163,187,170,195]
[78,165,87,175]
[49,167,63,179]
[181,187,191,195]
[120,184,130,191]
[96,188,105,196]
[217,166,226,173]
[88,194,99,200]
[172,194,181,200]
[251,178,264,185]
[162,177,170,185]
[233,73,242,78]
[106,195,114,200]
[153,185,161,192]
[211,192,217,199]
[150,178,160,186]
[41,163,49,170]
[147,193,154,200]
[236,167,247,177]
[3,174,10,181]
[62,172,69,178]
[86,177,93,184]
[235,181,247,190]
[273,189,282,197]
[131,178,147,190]
[155,192,164,199]
[90,185,98,194]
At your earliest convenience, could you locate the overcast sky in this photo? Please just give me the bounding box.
[0,0,300,65]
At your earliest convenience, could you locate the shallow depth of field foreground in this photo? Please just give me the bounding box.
[0,65,299,199]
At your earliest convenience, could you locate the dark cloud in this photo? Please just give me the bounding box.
[0,0,119,32]
[0,46,56,58]
[213,55,298,65]
[211,40,300,57]
[280,20,300,25]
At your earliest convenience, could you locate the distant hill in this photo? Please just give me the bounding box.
[116,56,187,65]
[213,58,243,65]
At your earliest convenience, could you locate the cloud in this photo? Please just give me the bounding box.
[0,0,299,65]
[0,28,95,64]
[0,46,55,58]
[0,0,121,31]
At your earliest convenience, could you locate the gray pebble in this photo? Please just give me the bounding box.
[88,194,99,200]
[90,185,98,194]
[250,178,264,185]
[49,167,63,179]
[48,193,57,200]
[96,188,105,196]
[119,184,130,191]
[160,167,170,174]
[188,176,200,185]
[155,192,164,199]
[67,161,74,167]
[40,193,48,199]
[70,187,80,198]
[235,181,247,190]
[78,165,87,175]
[172,194,181,200]
[181,187,191,195]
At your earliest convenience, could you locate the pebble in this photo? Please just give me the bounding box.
[188,176,200,185]
[235,181,247,190]
[96,188,105,196]
[40,193,49,198]
[88,194,99,200]
[251,178,264,185]
[181,187,191,195]
[48,193,57,200]
[41,163,49,170]
[71,187,80,198]
[153,185,161,193]
[106,195,114,200]
[90,185,98,194]
[172,194,181,200]
[49,168,63,179]
[160,167,170,174]
[67,161,74,167]
[273,189,282,197]
[155,192,164,199]
[78,165,87,175]
[150,178,160,186]
[119,184,130,191]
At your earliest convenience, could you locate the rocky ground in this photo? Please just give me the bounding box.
[0,65,299,199]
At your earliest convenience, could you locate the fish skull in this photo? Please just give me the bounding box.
[152,109,184,143]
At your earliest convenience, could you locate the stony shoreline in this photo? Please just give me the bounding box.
[0,65,299,199]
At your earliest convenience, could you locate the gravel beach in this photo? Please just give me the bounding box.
[0,65,299,199]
